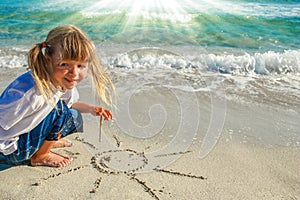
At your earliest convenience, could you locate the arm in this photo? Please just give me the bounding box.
[71,101,94,114]
[71,101,112,120]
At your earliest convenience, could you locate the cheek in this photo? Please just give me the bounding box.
[78,69,88,81]
[52,69,67,79]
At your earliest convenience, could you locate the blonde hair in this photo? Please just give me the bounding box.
[28,25,114,106]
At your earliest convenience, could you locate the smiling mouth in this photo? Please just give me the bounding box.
[65,78,79,83]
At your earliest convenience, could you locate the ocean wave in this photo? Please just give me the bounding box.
[1,46,299,76]
[1,46,299,107]
[107,48,300,75]
[195,50,300,75]
[0,48,27,69]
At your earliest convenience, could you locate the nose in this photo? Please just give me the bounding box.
[68,65,79,78]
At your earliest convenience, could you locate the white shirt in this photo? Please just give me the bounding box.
[0,71,79,155]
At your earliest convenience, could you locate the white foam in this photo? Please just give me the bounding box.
[0,48,27,69]
[107,49,300,75]
[2,46,299,77]
[104,48,300,108]
[108,53,191,69]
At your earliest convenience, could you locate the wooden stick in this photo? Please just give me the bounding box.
[99,116,103,142]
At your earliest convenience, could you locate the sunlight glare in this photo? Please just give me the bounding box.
[82,0,190,22]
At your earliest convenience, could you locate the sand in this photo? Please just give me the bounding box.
[0,68,300,200]
[0,134,299,200]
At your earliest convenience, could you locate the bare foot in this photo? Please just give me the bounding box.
[30,151,72,167]
[52,138,74,148]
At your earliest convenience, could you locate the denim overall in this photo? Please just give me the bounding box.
[0,100,83,165]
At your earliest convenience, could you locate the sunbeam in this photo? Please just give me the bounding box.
[79,0,203,42]
[81,0,194,29]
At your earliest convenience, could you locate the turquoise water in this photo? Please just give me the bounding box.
[0,0,299,76]
[0,0,299,51]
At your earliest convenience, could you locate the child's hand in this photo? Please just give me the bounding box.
[94,107,113,120]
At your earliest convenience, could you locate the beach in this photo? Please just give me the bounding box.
[1,0,300,199]
[0,116,299,199]
[1,68,300,200]
[1,140,300,200]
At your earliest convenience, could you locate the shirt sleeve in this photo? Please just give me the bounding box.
[0,85,45,131]
[0,72,42,130]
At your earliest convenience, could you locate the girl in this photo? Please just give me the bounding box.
[0,25,114,167]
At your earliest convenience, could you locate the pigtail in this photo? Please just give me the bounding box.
[28,43,55,105]
[89,56,115,106]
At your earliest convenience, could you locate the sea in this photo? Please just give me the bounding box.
[0,0,299,153]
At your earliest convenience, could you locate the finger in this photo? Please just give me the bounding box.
[94,107,112,120]
[103,111,111,120]
[103,110,112,120]
[106,110,113,120]
[94,107,104,116]
[105,110,112,119]
[94,107,101,116]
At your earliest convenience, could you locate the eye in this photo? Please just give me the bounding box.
[78,64,87,69]
[60,62,68,67]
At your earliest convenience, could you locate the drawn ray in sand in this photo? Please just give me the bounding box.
[89,178,102,194]
[90,148,207,199]
[32,165,90,186]
[32,136,206,199]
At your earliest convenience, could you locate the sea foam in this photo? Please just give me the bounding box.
[107,49,300,75]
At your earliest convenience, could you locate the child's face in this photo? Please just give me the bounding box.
[49,51,88,90]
